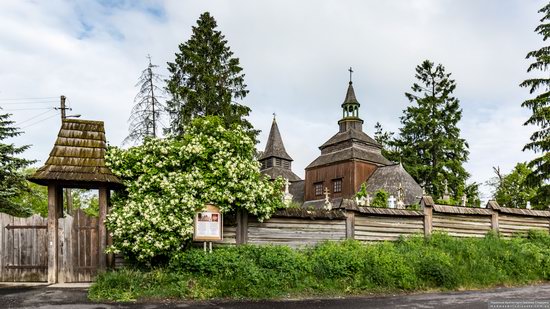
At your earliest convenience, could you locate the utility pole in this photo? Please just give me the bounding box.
[60,95,67,119]
[59,95,72,212]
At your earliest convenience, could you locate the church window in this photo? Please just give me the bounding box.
[333,179,342,193]
[275,158,281,166]
[314,182,323,196]
[266,160,273,168]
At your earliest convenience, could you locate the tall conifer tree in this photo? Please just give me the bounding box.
[0,109,35,216]
[166,12,255,139]
[124,55,164,145]
[520,3,550,206]
[393,60,470,199]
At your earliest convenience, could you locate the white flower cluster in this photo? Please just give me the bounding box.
[105,117,285,261]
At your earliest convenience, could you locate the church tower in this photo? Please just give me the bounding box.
[304,72,391,201]
[259,116,301,182]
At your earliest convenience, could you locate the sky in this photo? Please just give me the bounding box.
[0,0,546,201]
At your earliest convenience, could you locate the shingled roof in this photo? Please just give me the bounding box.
[343,81,359,105]
[319,128,380,151]
[29,119,122,188]
[366,163,422,205]
[258,118,293,161]
[306,146,392,169]
[261,166,301,182]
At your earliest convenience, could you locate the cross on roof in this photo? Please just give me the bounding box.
[388,195,396,209]
[348,67,354,83]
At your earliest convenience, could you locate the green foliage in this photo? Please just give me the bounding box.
[0,111,36,217]
[105,116,285,262]
[9,168,48,217]
[371,189,389,208]
[519,4,550,207]
[488,163,539,209]
[166,12,256,140]
[373,122,396,158]
[392,60,470,200]
[69,189,99,217]
[355,186,389,208]
[90,232,550,301]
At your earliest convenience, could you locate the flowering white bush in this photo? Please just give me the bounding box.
[105,116,284,262]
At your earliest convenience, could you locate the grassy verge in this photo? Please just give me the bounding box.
[89,231,550,301]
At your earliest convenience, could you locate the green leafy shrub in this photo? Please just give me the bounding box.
[371,189,389,208]
[90,231,550,301]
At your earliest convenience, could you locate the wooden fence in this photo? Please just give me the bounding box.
[2,198,550,281]
[222,199,550,248]
[0,214,48,282]
[0,210,99,282]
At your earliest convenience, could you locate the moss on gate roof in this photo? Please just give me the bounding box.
[28,119,122,188]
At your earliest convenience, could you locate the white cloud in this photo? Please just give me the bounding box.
[0,0,546,200]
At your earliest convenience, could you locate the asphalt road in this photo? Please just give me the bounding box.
[1,283,550,309]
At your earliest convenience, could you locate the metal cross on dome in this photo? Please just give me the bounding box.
[348,67,354,83]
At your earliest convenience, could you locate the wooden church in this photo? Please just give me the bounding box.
[260,78,422,207]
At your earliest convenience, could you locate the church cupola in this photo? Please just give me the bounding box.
[338,67,364,133]
[258,114,302,182]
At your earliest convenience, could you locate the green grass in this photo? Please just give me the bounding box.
[89,230,550,301]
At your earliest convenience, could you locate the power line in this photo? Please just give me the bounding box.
[21,112,60,129]
[1,107,55,111]
[0,101,58,105]
[0,96,57,101]
[17,109,57,125]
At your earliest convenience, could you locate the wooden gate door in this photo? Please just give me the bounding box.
[0,214,48,282]
[58,209,100,282]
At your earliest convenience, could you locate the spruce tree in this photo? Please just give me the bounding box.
[124,55,164,145]
[393,60,470,199]
[519,3,550,207]
[166,12,255,139]
[373,122,398,160]
[0,110,35,216]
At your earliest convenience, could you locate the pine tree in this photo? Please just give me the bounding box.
[0,110,35,216]
[519,3,550,207]
[124,55,164,145]
[393,60,470,199]
[373,122,399,161]
[165,12,256,139]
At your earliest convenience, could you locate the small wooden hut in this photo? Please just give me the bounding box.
[29,119,122,283]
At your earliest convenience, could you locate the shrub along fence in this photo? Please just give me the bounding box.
[2,197,550,282]
[217,197,550,248]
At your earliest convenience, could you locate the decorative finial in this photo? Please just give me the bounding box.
[272,112,276,121]
[348,67,354,83]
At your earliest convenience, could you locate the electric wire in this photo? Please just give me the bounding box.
[1,107,55,111]
[0,101,58,105]
[0,96,57,101]
[17,109,57,125]
[21,112,60,129]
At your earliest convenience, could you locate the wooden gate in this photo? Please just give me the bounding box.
[58,209,100,282]
[0,214,48,282]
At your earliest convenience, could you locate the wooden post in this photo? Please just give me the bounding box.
[47,185,62,283]
[241,211,248,244]
[236,210,243,245]
[345,211,355,239]
[423,204,433,237]
[491,210,499,233]
[98,187,110,270]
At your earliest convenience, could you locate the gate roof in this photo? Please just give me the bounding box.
[28,119,122,189]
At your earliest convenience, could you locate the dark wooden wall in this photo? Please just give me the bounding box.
[304,160,377,201]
